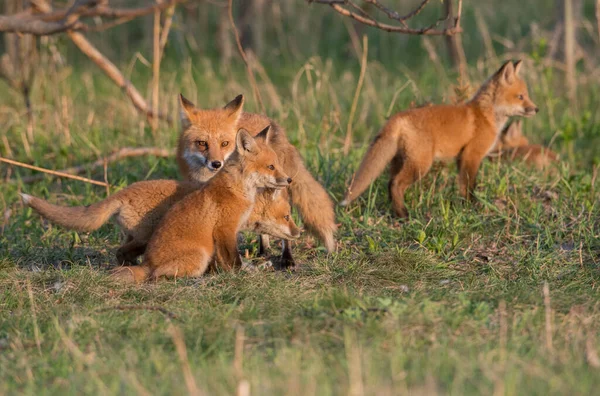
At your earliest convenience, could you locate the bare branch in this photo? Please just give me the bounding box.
[309,0,463,36]
[68,31,171,122]
[0,0,187,36]
[10,147,171,184]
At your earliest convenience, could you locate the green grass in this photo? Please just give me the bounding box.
[2,1,600,394]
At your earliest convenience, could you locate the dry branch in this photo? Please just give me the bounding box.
[1,0,187,35]
[68,31,171,122]
[0,156,109,187]
[309,0,462,36]
[5,147,171,184]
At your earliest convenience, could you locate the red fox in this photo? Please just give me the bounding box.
[491,120,559,170]
[341,60,538,217]
[20,176,299,265]
[112,127,291,282]
[177,94,337,265]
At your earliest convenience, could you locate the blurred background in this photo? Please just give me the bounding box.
[1,0,599,179]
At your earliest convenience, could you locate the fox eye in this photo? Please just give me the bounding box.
[221,141,229,147]
[284,215,290,221]
[267,165,275,170]
[518,94,524,100]
[195,140,207,148]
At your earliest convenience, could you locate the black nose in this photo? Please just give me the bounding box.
[211,161,222,169]
[534,107,539,113]
[287,178,292,184]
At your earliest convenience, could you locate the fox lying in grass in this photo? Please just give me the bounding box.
[111,127,290,282]
[177,94,336,265]
[20,168,299,266]
[490,120,559,170]
[341,60,538,217]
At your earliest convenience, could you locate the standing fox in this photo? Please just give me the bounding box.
[112,127,290,282]
[491,120,558,170]
[177,94,337,263]
[341,60,538,217]
[20,173,300,265]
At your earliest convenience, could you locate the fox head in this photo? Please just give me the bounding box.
[500,120,529,149]
[248,189,301,240]
[492,60,539,118]
[177,94,245,182]
[235,126,291,190]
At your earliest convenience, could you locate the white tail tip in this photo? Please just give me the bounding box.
[339,199,349,207]
[19,193,32,204]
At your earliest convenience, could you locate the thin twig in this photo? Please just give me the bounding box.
[3,147,170,185]
[168,325,202,396]
[343,35,368,155]
[0,156,108,187]
[68,31,171,122]
[228,0,265,113]
[96,305,181,321]
[543,282,553,354]
[310,0,462,35]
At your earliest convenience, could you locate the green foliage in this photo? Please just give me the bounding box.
[1,0,600,394]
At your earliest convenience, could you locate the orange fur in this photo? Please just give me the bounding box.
[177,94,337,256]
[21,180,298,265]
[341,60,539,217]
[491,120,559,170]
[113,127,290,283]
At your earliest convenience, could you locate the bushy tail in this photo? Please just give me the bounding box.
[110,265,151,283]
[288,153,337,253]
[20,193,122,232]
[340,129,399,206]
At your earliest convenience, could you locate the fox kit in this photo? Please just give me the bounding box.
[177,94,337,266]
[20,175,299,265]
[492,120,558,170]
[113,127,291,282]
[341,60,538,217]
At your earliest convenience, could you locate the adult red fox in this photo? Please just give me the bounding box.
[177,94,337,266]
[20,175,299,265]
[112,127,291,282]
[341,60,538,217]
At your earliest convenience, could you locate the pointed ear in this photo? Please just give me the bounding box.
[179,94,195,127]
[254,125,271,145]
[498,61,515,85]
[224,94,244,121]
[513,60,523,76]
[236,128,258,156]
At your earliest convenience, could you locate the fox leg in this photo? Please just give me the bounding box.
[388,154,433,218]
[150,250,210,280]
[116,236,147,265]
[214,231,243,271]
[457,145,487,201]
[258,234,270,256]
[278,239,295,269]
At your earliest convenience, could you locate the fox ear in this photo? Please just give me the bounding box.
[499,61,516,85]
[179,94,195,127]
[254,125,271,145]
[513,60,523,76]
[236,128,258,156]
[224,94,244,121]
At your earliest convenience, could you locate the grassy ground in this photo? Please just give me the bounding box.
[2,2,600,394]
